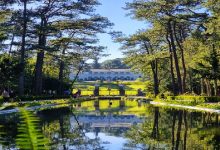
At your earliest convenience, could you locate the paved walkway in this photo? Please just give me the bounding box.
[150,101,220,114]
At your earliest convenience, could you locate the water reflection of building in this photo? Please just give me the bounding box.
[70,114,142,135]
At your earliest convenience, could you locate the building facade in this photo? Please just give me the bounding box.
[70,69,141,81]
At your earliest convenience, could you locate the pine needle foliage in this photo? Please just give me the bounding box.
[16,108,49,150]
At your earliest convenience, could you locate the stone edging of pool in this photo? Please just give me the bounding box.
[0,102,70,115]
[1,98,220,115]
[150,101,220,114]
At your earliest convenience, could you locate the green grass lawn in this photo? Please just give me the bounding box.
[72,81,150,96]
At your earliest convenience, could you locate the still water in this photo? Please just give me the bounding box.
[0,100,219,150]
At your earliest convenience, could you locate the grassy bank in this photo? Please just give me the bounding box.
[197,103,220,110]
[166,95,220,103]
[155,95,220,110]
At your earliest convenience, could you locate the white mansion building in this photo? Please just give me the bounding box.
[70,69,141,81]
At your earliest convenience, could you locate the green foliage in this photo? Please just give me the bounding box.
[166,95,220,103]
[101,58,129,69]
[156,99,203,106]
[0,96,3,104]
[16,108,49,150]
[0,0,112,96]
[197,103,220,110]
[193,46,220,79]
[0,10,11,23]
[0,54,21,88]
[0,10,11,41]
[124,106,220,149]
[167,95,205,102]
[122,0,220,96]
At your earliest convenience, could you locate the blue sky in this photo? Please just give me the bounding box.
[96,0,146,62]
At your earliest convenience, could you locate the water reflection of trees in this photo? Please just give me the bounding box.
[0,103,219,150]
[39,107,105,150]
[0,113,19,149]
[124,107,220,150]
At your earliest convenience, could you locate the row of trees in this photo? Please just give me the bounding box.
[116,0,220,96]
[0,0,112,95]
[92,58,129,69]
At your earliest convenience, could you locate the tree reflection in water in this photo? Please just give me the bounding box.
[124,107,220,150]
[0,101,219,150]
[40,107,105,150]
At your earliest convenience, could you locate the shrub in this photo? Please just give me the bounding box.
[166,95,220,103]
[156,92,173,100]
[146,93,155,99]
[0,96,3,104]
[161,100,200,106]
[163,91,173,97]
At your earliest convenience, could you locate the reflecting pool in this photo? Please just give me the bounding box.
[0,100,219,150]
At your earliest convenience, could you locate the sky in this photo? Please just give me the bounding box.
[96,0,146,62]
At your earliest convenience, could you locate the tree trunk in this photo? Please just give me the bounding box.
[202,113,207,126]
[59,116,67,150]
[175,111,183,150]
[167,20,182,94]
[189,71,193,93]
[173,22,187,93]
[170,52,176,95]
[183,111,188,150]
[19,0,27,95]
[71,61,85,89]
[205,78,211,96]
[34,50,44,95]
[9,33,14,55]
[144,43,160,96]
[58,60,65,95]
[201,78,205,95]
[166,34,176,95]
[151,107,159,139]
[58,33,75,95]
[172,111,176,150]
[214,79,218,96]
[151,59,159,97]
[34,16,47,95]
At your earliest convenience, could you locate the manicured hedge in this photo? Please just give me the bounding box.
[166,95,220,102]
